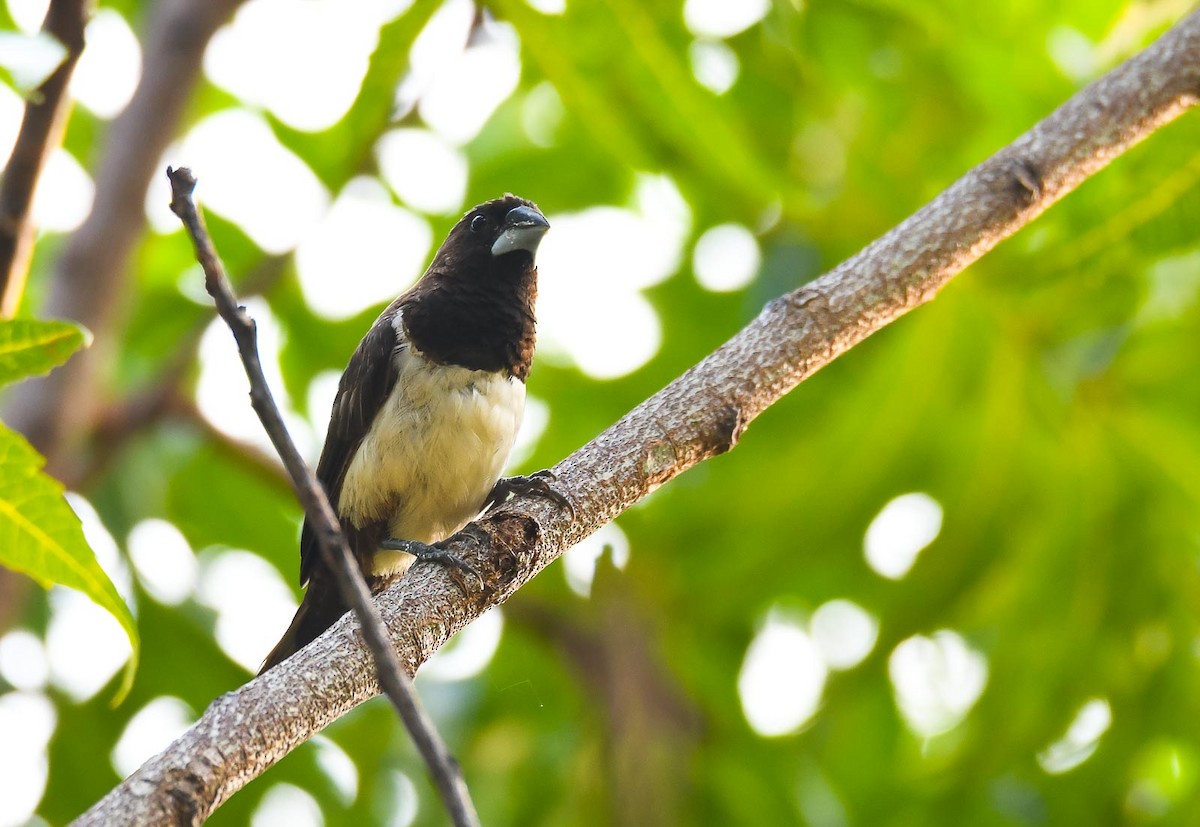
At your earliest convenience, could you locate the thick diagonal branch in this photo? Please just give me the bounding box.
[73,10,1200,826]
[164,167,479,827]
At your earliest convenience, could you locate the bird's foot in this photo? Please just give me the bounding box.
[484,469,574,518]
[379,537,483,591]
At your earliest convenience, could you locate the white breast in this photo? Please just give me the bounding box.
[337,344,525,577]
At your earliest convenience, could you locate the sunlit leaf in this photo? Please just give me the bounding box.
[0,425,139,702]
[0,318,90,387]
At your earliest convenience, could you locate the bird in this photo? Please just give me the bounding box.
[261,194,555,673]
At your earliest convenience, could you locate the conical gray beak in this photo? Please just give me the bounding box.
[491,205,550,257]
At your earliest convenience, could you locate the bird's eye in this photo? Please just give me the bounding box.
[470,215,489,233]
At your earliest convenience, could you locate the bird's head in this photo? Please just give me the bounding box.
[428,195,550,279]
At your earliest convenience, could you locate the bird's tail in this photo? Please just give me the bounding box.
[259,581,347,674]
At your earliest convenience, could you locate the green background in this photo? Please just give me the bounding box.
[3,0,1200,824]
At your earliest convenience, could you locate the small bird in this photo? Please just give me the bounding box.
[261,195,553,672]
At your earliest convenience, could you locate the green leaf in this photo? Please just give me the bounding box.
[0,318,91,387]
[0,424,138,702]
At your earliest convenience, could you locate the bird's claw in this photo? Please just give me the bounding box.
[379,537,483,592]
[485,469,574,519]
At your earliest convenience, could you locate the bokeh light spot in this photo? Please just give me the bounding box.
[689,39,740,94]
[375,771,418,827]
[423,608,504,682]
[312,736,359,806]
[5,0,48,33]
[0,630,49,692]
[72,9,141,118]
[296,176,432,321]
[252,783,324,827]
[537,175,690,378]
[127,518,198,606]
[889,630,988,738]
[402,1,521,145]
[521,82,565,147]
[34,149,94,233]
[739,612,827,736]
[375,129,468,215]
[0,691,54,827]
[1038,698,1112,774]
[206,0,398,131]
[864,492,943,579]
[196,549,299,673]
[693,223,760,292]
[683,0,770,39]
[165,109,329,253]
[563,522,631,598]
[111,696,194,778]
[810,599,878,671]
[196,297,318,461]
[45,587,132,702]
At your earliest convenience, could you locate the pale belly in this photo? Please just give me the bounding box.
[336,350,525,577]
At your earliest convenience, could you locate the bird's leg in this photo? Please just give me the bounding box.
[484,469,574,518]
[379,537,483,590]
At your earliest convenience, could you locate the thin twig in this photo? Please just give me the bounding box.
[165,166,480,827]
[74,9,1200,825]
[0,0,90,317]
[66,253,290,490]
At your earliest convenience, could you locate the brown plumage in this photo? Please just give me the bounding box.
[261,195,549,672]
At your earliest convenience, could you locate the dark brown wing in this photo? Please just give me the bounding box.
[299,298,405,586]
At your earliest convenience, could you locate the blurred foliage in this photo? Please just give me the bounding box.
[2,0,1200,825]
[0,319,138,700]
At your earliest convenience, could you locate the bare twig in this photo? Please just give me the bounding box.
[66,253,291,490]
[0,0,90,317]
[73,10,1200,825]
[164,167,479,827]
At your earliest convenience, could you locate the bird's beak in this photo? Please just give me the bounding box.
[491,205,550,257]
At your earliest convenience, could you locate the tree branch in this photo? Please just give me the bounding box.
[0,0,90,317]
[0,0,249,639]
[163,167,480,827]
[3,0,247,473]
[73,11,1200,825]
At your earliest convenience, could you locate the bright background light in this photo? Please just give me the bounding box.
[888,630,988,738]
[738,611,828,737]
[537,175,691,378]
[195,549,299,672]
[693,223,760,292]
[296,176,432,321]
[163,109,329,252]
[1038,698,1112,774]
[864,492,944,580]
[683,0,770,38]
[111,697,194,778]
[0,691,55,827]
[72,9,141,118]
[562,522,631,598]
[205,0,404,132]
[252,783,325,827]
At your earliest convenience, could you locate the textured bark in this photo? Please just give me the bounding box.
[73,11,1200,826]
[0,0,90,317]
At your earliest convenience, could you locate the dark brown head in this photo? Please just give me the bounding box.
[425,194,550,282]
[401,195,549,379]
